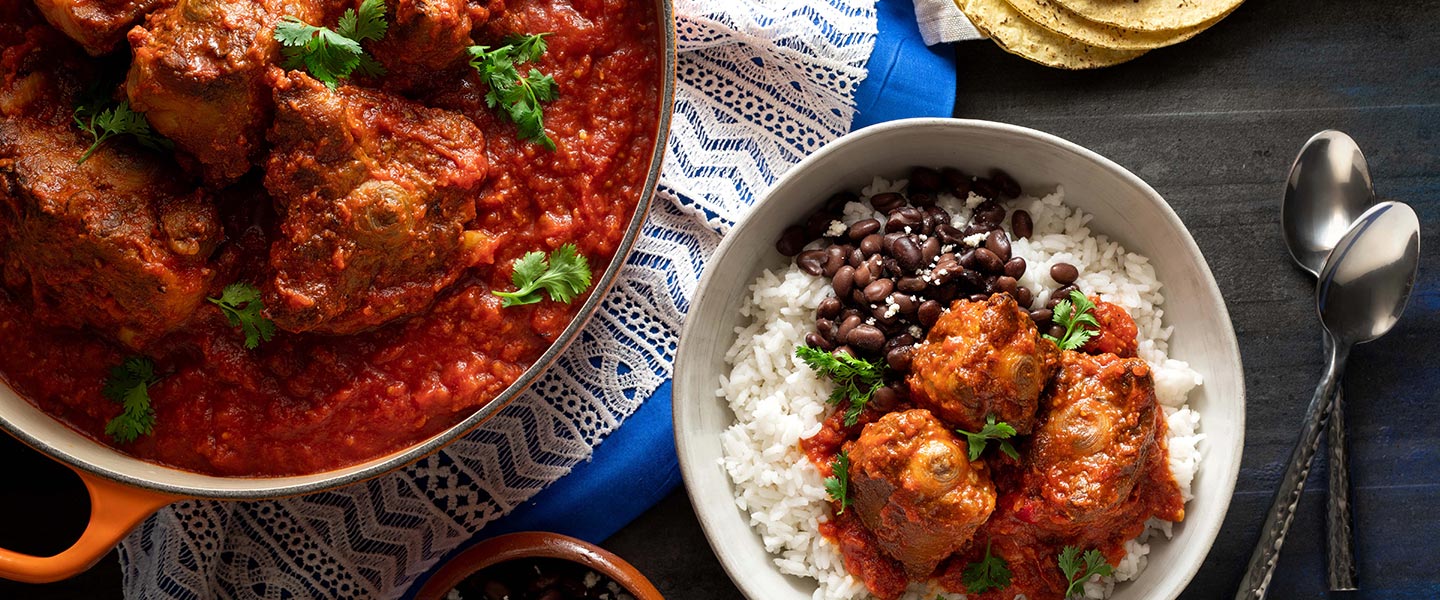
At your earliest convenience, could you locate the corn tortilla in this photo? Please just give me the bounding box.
[1052,0,1246,32]
[1004,0,1231,50]
[960,0,1145,69]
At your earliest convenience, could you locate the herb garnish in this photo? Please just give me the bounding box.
[794,346,885,426]
[1059,546,1114,598]
[72,100,171,165]
[962,539,1012,594]
[955,414,1019,461]
[493,244,593,307]
[208,282,276,349]
[101,357,159,444]
[274,0,388,88]
[1043,290,1100,351]
[467,33,559,149]
[824,450,852,514]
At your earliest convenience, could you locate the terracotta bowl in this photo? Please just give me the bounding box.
[413,532,665,600]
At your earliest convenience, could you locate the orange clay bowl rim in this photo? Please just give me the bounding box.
[412,532,665,600]
[0,0,677,501]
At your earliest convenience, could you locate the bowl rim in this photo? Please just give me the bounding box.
[672,117,1245,600]
[0,0,679,499]
[410,531,666,600]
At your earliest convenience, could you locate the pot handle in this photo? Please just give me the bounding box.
[0,469,181,583]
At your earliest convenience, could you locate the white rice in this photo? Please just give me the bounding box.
[718,178,1205,600]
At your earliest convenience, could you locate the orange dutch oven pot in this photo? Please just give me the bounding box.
[0,0,677,582]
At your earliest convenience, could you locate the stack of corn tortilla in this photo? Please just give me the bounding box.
[959,0,1244,68]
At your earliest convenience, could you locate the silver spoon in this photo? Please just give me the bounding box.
[1281,130,1376,590]
[1236,201,1420,600]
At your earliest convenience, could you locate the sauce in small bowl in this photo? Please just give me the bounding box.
[414,532,663,600]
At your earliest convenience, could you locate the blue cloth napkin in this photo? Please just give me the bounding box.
[401,2,954,594]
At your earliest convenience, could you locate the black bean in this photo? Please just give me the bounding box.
[886,345,914,372]
[991,168,1021,199]
[984,276,1001,295]
[970,293,990,302]
[1016,286,1033,307]
[860,233,883,256]
[910,166,943,193]
[882,232,904,254]
[837,314,861,341]
[795,249,826,276]
[817,297,841,320]
[863,278,894,303]
[919,212,937,236]
[816,317,837,340]
[872,305,899,326]
[851,288,868,305]
[1055,284,1079,300]
[971,177,997,200]
[825,191,858,214]
[805,332,832,350]
[942,168,971,197]
[897,276,926,293]
[1050,262,1079,285]
[885,207,925,233]
[776,225,805,256]
[848,218,881,240]
[921,236,942,265]
[842,307,861,320]
[804,211,833,239]
[932,285,958,303]
[918,300,942,326]
[848,246,865,267]
[935,224,964,245]
[848,324,886,353]
[962,223,994,238]
[870,385,900,412]
[833,346,856,360]
[823,246,846,276]
[891,333,916,347]
[1047,324,1066,339]
[893,236,923,272]
[1029,308,1053,323]
[973,247,1004,273]
[910,192,936,207]
[1012,209,1034,239]
[985,229,1011,262]
[832,265,855,297]
[853,263,872,287]
[996,275,1019,297]
[1004,258,1026,280]
[958,268,985,291]
[972,200,1006,227]
[925,205,951,224]
[881,256,901,278]
[891,292,917,314]
[959,249,977,269]
[871,192,905,212]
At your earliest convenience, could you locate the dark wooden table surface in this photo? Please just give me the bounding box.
[4,0,1437,597]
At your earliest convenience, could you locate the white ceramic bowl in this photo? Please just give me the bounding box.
[673,118,1244,600]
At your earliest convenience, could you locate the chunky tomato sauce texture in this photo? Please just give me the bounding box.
[0,0,662,476]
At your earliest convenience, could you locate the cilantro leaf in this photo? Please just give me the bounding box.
[794,346,886,426]
[824,450,851,513]
[467,33,558,149]
[101,357,160,444]
[208,282,276,349]
[962,539,1012,594]
[274,1,387,88]
[1059,546,1114,598]
[493,244,593,307]
[1042,289,1100,351]
[955,414,1018,461]
[72,100,172,165]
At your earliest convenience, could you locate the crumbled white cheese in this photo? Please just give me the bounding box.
[446,590,464,600]
[962,232,987,247]
[584,572,601,589]
[825,220,847,237]
[965,191,986,209]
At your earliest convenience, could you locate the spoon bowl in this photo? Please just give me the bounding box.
[1283,131,1377,276]
[1318,201,1421,345]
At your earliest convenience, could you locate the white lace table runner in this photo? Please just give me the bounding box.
[117,1,877,597]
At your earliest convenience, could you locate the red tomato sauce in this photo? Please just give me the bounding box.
[803,300,1184,600]
[0,0,662,477]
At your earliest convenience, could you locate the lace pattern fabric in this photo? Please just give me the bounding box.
[119,2,877,597]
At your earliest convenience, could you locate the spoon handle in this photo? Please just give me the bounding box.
[1326,386,1358,591]
[1235,342,1350,600]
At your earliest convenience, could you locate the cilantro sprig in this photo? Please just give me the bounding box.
[794,346,885,426]
[962,539,1012,594]
[101,357,159,444]
[824,450,851,514]
[1059,546,1114,598]
[493,244,593,307]
[208,282,276,349]
[956,414,1019,461]
[467,33,559,149]
[1043,290,1100,351]
[72,100,171,165]
[275,0,388,88]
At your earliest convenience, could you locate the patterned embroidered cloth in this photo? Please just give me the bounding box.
[118,1,952,597]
